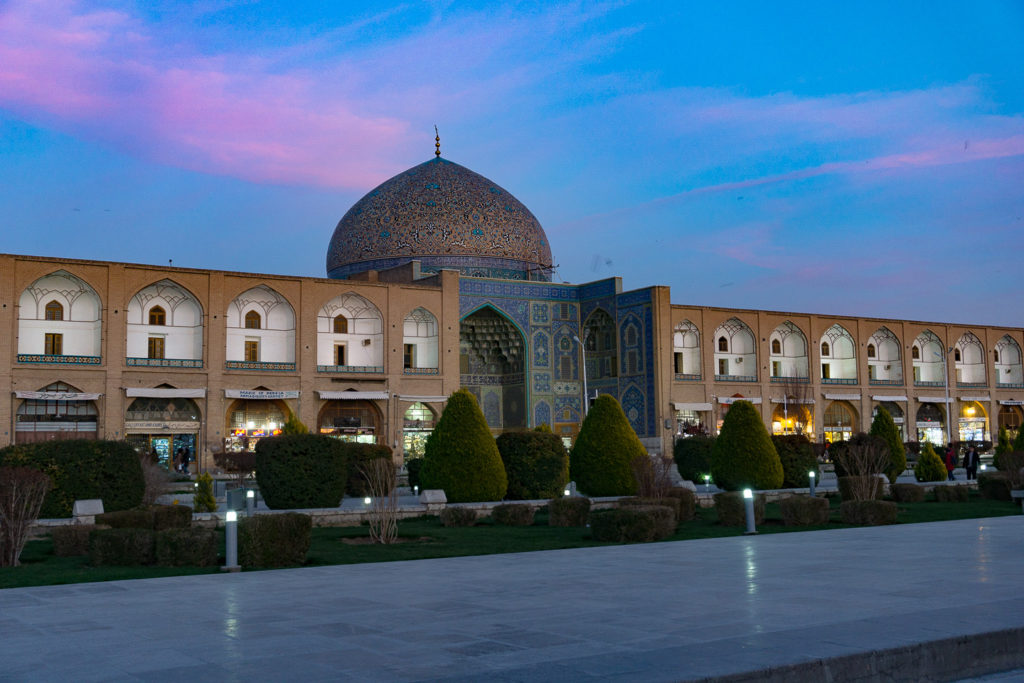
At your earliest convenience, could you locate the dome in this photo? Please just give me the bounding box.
[326,157,553,281]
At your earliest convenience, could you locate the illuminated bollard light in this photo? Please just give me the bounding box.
[222,510,240,572]
[704,474,711,493]
[413,485,419,496]
[808,471,816,497]
[245,489,255,517]
[743,488,758,535]
[563,481,577,497]
[364,496,372,506]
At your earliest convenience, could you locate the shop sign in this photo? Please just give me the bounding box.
[917,421,941,428]
[124,421,199,432]
[224,390,299,400]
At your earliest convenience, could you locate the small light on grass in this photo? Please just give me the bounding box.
[363,496,371,505]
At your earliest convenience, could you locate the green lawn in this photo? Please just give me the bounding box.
[2,494,1018,590]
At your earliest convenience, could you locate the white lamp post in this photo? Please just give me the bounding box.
[223,510,240,572]
[572,334,589,418]
[743,488,757,535]
[808,470,816,497]
[935,347,953,446]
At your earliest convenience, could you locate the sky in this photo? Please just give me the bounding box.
[2,0,1023,326]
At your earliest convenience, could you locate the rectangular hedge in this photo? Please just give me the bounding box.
[590,507,675,543]
[89,528,156,566]
[890,483,925,503]
[779,495,830,526]
[95,504,193,531]
[491,504,535,526]
[840,500,898,525]
[548,497,590,527]
[934,485,970,503]
[238,513,312,568]
[665,488,697,521]
[155,529,218,567]
[713,491,765,526]
[51,525,94,557]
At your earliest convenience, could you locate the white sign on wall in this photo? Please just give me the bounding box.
[224,390,299,400]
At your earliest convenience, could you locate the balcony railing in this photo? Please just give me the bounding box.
[770,376,809,383]
[956,381,987,389]
[821,377,857,385]
[404,367,439,375]
[996,381,1024,389]
[714,374,757,383]
[914,380,945,387]
[127,357,203,368]
[225,360,296,372]
[869,379,904,386]
[18,354,101,365]
[674,373,702,381]
[317,365,384,374]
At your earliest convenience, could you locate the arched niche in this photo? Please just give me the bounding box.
[403,307,439,371]
[126,280,203,364]
[317,292,383,369]
[768,321,808,380]
[226,286,296,366]
[820,324,856,382]
[713,317,755,381]
[18,271,103,359]
[867,327,902,384]
[459,306,527,431]
[672,320,700,377]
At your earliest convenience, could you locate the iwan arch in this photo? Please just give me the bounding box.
[3,153,1023,469]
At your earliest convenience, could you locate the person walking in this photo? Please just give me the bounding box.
[182,446,192,476]
[945,446,956,481]
[963,445,979,481]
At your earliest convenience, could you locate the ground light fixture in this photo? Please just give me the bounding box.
[246,489,255,516]
[223,510,240,572]
[363,496,371,505]
[808,471,816,497]
[743,488,757,535]
[413,485,419,495]
[704,474,711,492]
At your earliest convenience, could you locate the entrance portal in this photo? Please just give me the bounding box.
[459,307,527,430]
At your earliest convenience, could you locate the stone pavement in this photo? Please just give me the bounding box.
[1,516,1022,682]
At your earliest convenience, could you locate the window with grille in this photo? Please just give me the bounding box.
[912,346,920,360]
[334,315,348,333]
[771,339,781,354]
[867,343,876,358]
[147,337,165,359]
[559,356,571,379]
[44,300,63,321]
[45,333,63,355]
[718,336,728,352]
[149,306,166,325]
[245,311,261,329]
[404,344,415,369]
[718,358,728,375]
[821,342,830,356]
[244,340,259,362]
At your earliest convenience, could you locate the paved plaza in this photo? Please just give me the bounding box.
[1,516,1022,682]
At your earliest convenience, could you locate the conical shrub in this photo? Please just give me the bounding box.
[710,400,783,490]
[419,389,507,503]
[914,443,947,482]
[994,427,1012,469]
[569,394,643,496]
[870,407,907,483]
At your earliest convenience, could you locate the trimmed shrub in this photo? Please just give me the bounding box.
[0,439,144,518]
[934,485,969,503]
[254,434,347,509]
[419,390,507,503]
[344,442,394,498]
[994,427,1013,469]
[569,395,643,497]
[771,434,818,488]
[89,528,156,566]
[711,401,783,491]
[838,476,884,502]
[996,451,1024,489]
[491,503,535,526]
[590,507,675,543]
[673,436,715,483]
[779,495,830,526]
[155,528,218,567]
[870,407,908,484]
[238,513,311,567]
[439,506,477,528]
[890,483,926,503]
[406,458,423,491]
[496,430,569,500]
[713,491,765,526]
[193,473,217,513]
[914,443,947,482]
[96,508,154,529]
[840,500,898,525]
[153,504,193,530]
[665,487,697,521]
[620,496,682,523]
[548,496,591,527]
[1014,427,1024,454]
[977,471,1012,501]
[52,524,95,557]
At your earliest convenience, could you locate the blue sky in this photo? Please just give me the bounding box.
[1,1,1022,325]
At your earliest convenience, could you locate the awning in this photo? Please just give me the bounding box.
[718,397,761,405]
[1000,400,1024,406]
[318,391,390,400]
[225,389,300,400]
[918,396,954,403]
[125,387,206,399]
[959,396,991,403]
[824,393,861,401]
[672,402,713,411]
[769,398,815,404]
[397,395,449,402]
[872,395,908,402]
[14,391,101,401]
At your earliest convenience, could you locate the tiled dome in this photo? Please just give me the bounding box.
[326,157,553,281]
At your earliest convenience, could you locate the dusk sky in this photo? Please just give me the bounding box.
[2,1,1022,326]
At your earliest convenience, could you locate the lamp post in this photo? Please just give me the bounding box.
[742,489,757,535]
[222,510,240,572]
[572,334,589,418]
[935,348,953,446]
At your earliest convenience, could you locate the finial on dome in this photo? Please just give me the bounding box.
[434,125,441,157]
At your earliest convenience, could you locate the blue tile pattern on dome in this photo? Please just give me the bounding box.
[327,157,553,281]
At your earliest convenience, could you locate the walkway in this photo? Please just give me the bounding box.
[2,516,1022,682]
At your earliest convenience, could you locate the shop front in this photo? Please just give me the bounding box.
[14,383,99,443]
[998,401,1023,437]
[872,396,907,441]
[770,398,813,437]
[400,400,439,462]
[822,399,857,443]
[916,400,949,445]
[715,395,761,434]
[123,387,204,469]
[957,399,990,443]
[672,402,712,437]
[316,391,387,444]
[223,389,296,452]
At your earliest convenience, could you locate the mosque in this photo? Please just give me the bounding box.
[2,142,1023,470]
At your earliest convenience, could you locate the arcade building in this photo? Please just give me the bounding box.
[2,152,1022,470]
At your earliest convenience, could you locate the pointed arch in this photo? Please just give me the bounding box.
[713,317,756,381]
[995,335,1023,386]
[403,307,439,371]
[226,285,296,366]
[912,329,945,385]
[459,304,527,431]
[672,319,700,377]
[18,270,103,358]
[954,331,986,385]
[868,326,903,384]
[317,292,384,370]
[821,324,856,382]
[768,321,808,380]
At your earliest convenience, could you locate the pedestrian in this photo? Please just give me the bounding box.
[182,446,191,476]
[963,445,979,481]
[945,446,956,481]
[175,447,183,473]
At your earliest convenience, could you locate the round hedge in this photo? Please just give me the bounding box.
[342,442,393,497]
[0,439,144,518]
[710,400,783,491]
[672,436,715,483]
[569,395,643,497]
[254,434,348,509]
[419,389,507,503]
[770,434,818,488]
[870,407,907,483]
[496,430,569,500]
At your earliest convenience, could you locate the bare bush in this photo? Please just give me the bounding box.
[0,467,52,567]
[631,454,676,499]
[833,434,890,502]
[213,450,256,489]
[140,455,171,506]
[359,457,398,544]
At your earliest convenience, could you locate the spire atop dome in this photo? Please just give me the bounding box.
[434,125,441,157]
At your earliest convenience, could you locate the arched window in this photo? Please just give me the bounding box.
[821,341,830,356]
[954,348,962,362]
[994,350,1000,363]
[148,306,166,326]
[867,343,876,358]
[333,315,348,334]
[771,339,781,354]
[718,336,728,352]
[44,300,63,321]
[244,311,261,329]
[912,346,920,360]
